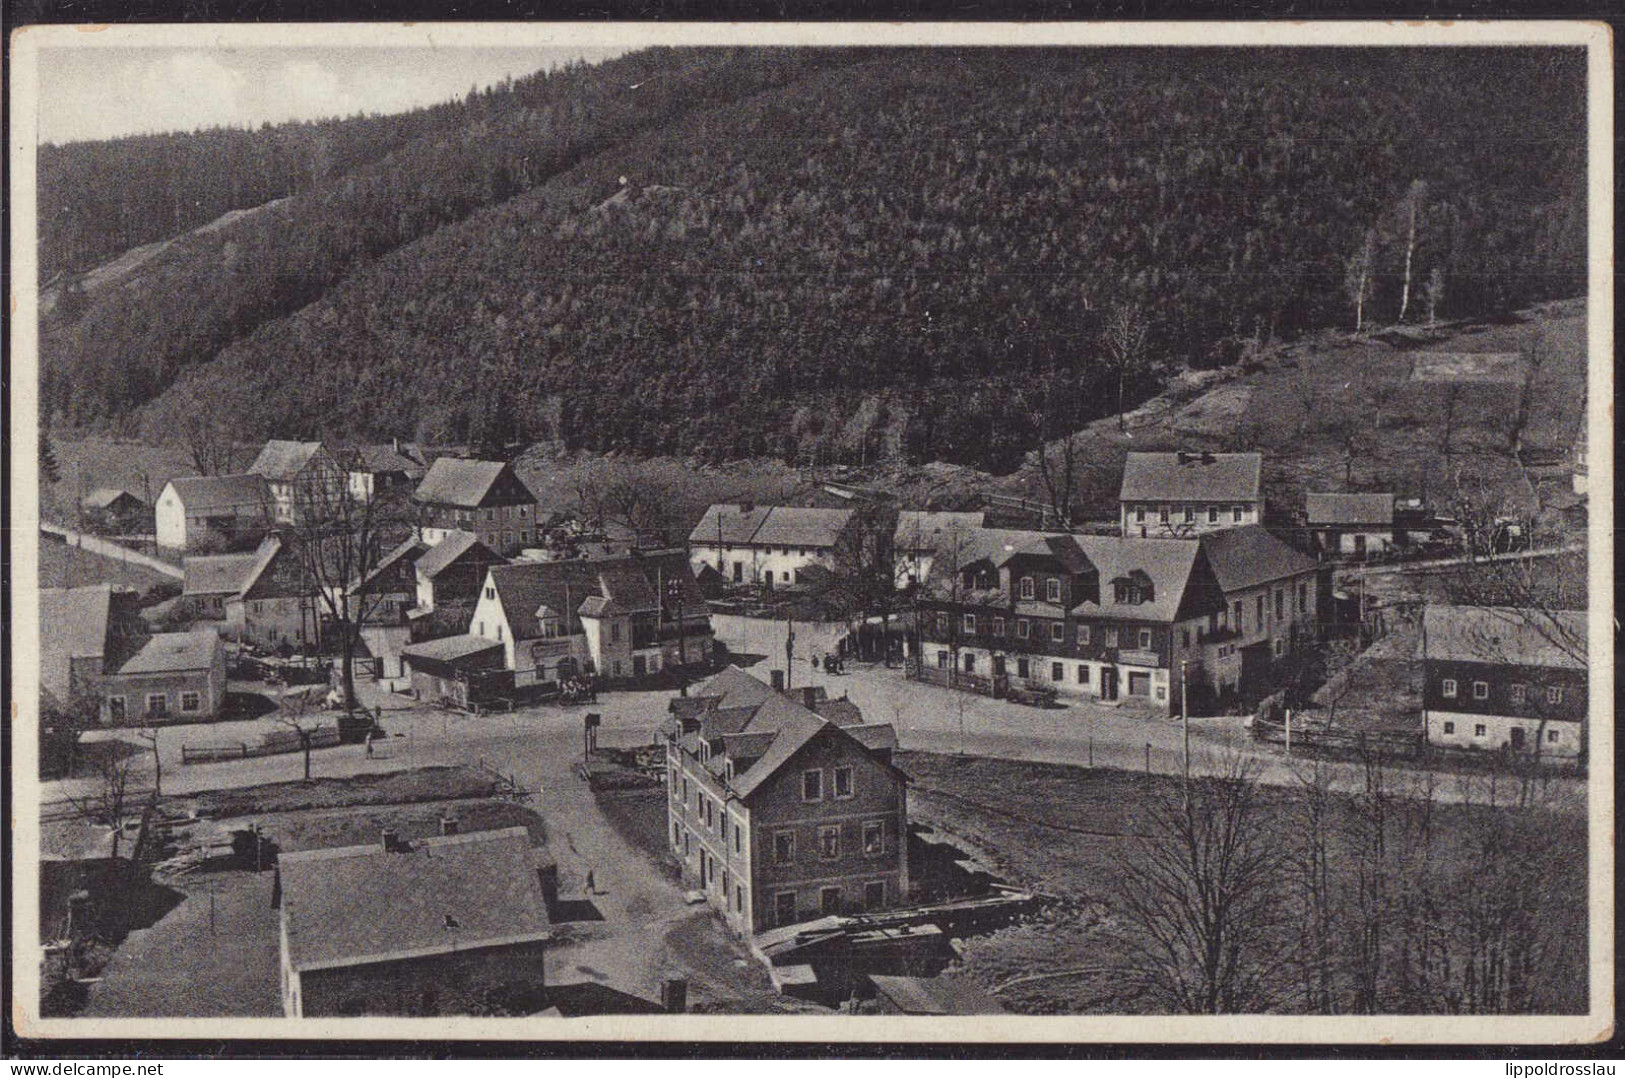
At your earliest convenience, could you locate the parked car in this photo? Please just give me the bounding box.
[1005,681,1058,708]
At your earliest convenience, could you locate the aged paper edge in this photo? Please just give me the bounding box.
[7,19,1615,1045]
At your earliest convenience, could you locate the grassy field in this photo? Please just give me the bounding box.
[899,750,1587,1015]
[39,436,194,526]
[172,764,501,819]
[38,529,177,592]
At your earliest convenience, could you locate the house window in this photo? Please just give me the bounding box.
[863,821,884,857]
[180,692,201,712]
[1274,638,1286,657]
[736,886,745,913]
[819,825,840,860]
[108,697,126,723]
[1138,629,1152,650]
[673,821,682,846]
[1020,577,1035,600]
[147,694,168,717]
[936,613,948,636]
[1297,583,1308,613]
[1077,624,1090,645]
[993,617,1005,636]
[1442,679,1457,698]
[1046,578,1061,603]
[937,650,950,669]
[864,881,886,910]
[1051,661,1063,682]
[1275,589,1285,620]
[963,652,976,673]
[1443,721,1456,734]
[1257,596,1265,624]
[1184,506,1194,523]
[1548,686,1564,704]
[1135,507,1146,523]
[1104,628,1119,648]
[1016,619,1030,640]
[1159,506,1170,523]
[734,825,742,855]
[497,624,504,641]
[1181,628,1190,648]
[773,831,796,865]
[1547,729,1560,744]
[1233,506,1244,523]
[1511,684,1527,705]
[485,586,495,599]
[1474,724,1487,737]
[611,622,621,643]
[1234,601,1243,629]
[1208,506,1220,524]
[681,777,688,800]
[834,766,854,799]
[801,769,823,802]
[963,613,977,634]
[1051,623,1064,643]
[1473,681,1489,700]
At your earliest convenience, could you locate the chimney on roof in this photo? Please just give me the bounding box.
[439,813,459,837]
[382,827,406,853]
[770,670,785,692]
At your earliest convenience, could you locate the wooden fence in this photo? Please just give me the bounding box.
[181,724,341,764]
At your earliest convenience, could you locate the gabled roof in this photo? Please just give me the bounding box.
[687,664,779,711]
[346,443,426,475]
[414,530,503,580]
[166,474,268,513]
[114,630,220,675]
[39,584,113,699]
[1422,605,1586,671]
[845,723,899,751]
[413,458,532,508]
[183,552,261,597]
[894,511,987,552]
[278,826,549,973]
[248,440,327,482]
[1305,493,1396,526]
[400,634,505,664]
[1067,537,1206,623]
[1119,452,1263,503]
[995,534,1095,575]
[485,550,702,641]
[690,504,775,546]
[953,527,1066,574]
[350,537,429,595]
[812,697,864,727]
[1198,525,1319,593]
[82,487,146,510]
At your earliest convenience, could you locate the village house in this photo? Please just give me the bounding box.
[226,536,324,652]
[181,550,261,621]
[1196,525,1323,697]
[155,474,270,551]
[467,549,713,686]
[247,440,349,525]
[408,530,508,632]
[1119,451,1264,537]
[412,458,540,557]
[102,629,228,725]
[688,504,859,589]
[915,530,1223,713]
[1304,493,1398,558]
[1419,604,1588,761]
[39,584,142,721]
[892,510,986,590]
[343,441,427,503]
[343,537,429,679]
[79,487,150,534]
[276,825,551,1017]
[660,666,908,935]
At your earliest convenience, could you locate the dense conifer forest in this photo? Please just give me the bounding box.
[40,47,1585,473]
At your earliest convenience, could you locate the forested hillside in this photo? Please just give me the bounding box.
[46,48,1585,473]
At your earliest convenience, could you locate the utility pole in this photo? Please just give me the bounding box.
[785,613,795,693]
[1179,659,1190,782]
[667,577,687,697]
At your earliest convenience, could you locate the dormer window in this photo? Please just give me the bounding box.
[1020,577,1035,601]
[1046,579,1061,603]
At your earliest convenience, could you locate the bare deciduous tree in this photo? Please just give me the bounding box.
[1396,180,1428,323]
[1423,266,1446,327]
[1114,752,1287,1013]
[1344,228,1378,333]
[1103,302,1152,432]
[61,752,142,860]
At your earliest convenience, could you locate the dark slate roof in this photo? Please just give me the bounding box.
[82,487,145,510]
[278,826,549,972]
[812,698,865,727]
[689,504,774,546]
[487,550,702,641]
[347,443,426,475]
[415,530,502,580]
[351,537,429,595]
[400,634,505,664]
[995,534,1094,575]
[39,584,112,699]
[413,458,528,508]
[167,474,268,513]
[1305,493,1396,526]
[1067,537,1204,623]
[237,535,288,600]
[688,504,854,549]
[114,630,220,675]
[1119,452,1263,503]
[1422,605,1586,671]
[248,441,327,482]
[869,975,1007,1016]
[845,723,899,751]
[183,552,261,597]
[687,664,779,711]
[1198,525,1319,593]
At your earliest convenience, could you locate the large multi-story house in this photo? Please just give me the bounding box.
[1420,604,1588,761]
[226,536,325,652]
[412,458,540,557]
[343,442,427,503]
[660,666,908,935]
[467,549,713,685]
[155,474,270,551]
[1119,451,1264,537]
[913,524,1320,713]
[688,504,857,589]
[248,440,349,525]
[892,510,986,590]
